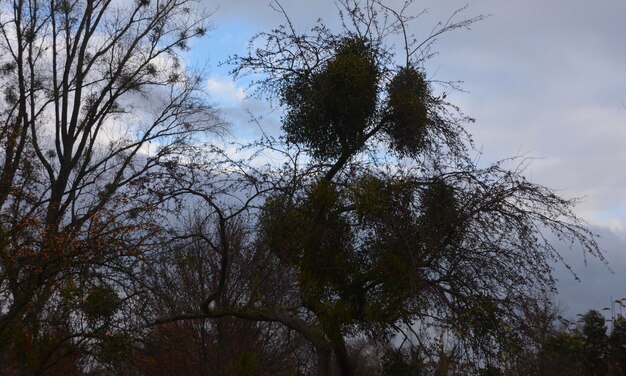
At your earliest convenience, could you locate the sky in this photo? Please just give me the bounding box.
[189,0,626,318]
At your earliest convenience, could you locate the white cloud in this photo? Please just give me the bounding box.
[207,76,246,104]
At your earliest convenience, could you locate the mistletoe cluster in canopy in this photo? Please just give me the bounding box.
[282,37,379,159]
[258,175,468,337]
[385,66,434,156]
[231,16,467,162]
[280,36,447,160]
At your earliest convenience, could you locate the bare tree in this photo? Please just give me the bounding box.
[0,0,223,370]
[137,212,310,375]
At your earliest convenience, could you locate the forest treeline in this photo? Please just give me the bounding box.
[379,303,626,376]
[0,0,614,374]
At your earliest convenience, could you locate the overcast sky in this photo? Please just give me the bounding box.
[191,0,626,318]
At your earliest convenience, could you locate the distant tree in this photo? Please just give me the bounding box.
[505,293,566,374]
[581,310,609,375]
[609,314,626,375]
[501,304,626,376]
[540,324,584,376]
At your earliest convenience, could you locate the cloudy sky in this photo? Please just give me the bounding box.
[189,0,626,318]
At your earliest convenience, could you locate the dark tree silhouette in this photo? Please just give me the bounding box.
[610,313,626,375]
[143,1,603,375]
[582,310,609,375]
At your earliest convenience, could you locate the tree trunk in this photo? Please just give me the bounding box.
[314,339,354,376]
[333,336,354,376]
[317,347,332,376]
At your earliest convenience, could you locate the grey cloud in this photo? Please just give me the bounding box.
[202,0,626,311]
[220,97,282,141]
[555,226,626,318]
[207,0,626,223]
